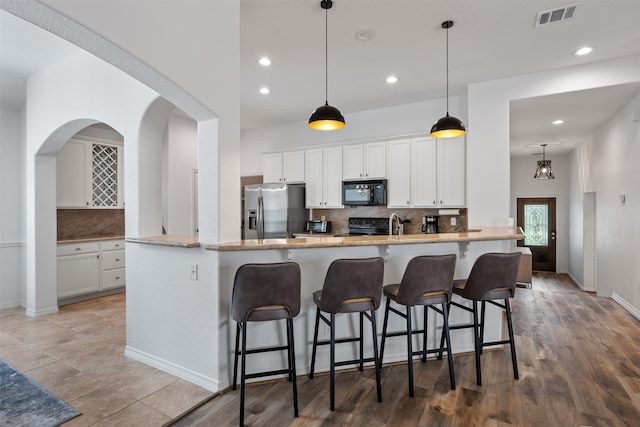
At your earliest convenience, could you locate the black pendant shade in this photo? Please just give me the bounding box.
[309,0,345,131]
[309,102,345,130]
[430,20,465,139]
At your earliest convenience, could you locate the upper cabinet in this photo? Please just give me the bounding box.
[387,136,465,208]
[343,142,386,180]
[57,138,123,208]
[263,151,305,183]
[305,147,343,209]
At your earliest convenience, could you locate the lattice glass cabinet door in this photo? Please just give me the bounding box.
[91,144,121,208]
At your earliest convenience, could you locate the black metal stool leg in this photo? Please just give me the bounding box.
[479,301,486,355]
[330,313,336,411]
[422,305,428,362]
[442,302,456,390]
[370,310,382,403]
[309,307,321,379]
[232,322,240,390]
[286,319,292,382]
[505,299,519,380]
[472,301,482,386]
[406,306,414,397]
[359,312,364,371]
[239,322,247,427]
[287,318,299,417]
[380,298,391,365]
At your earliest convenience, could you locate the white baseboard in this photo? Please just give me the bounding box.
[0,300,22,310]
[25,306,59,317]
[124,346,220,392]
[567,272,596,292]
[611,293,640,321]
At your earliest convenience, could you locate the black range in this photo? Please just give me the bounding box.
[337,217,390,236]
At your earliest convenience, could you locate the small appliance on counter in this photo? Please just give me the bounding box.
[422,215,439,234]
[306,220,332,234]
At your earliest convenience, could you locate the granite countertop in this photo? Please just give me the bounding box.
[206,227,525,252]
[57,235,125,244]
[125,235,200,248]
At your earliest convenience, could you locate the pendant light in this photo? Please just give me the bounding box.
[430,20,466,139]
[533,144,555,179]
[308,0,345,131]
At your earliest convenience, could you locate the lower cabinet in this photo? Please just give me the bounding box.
[57,239,126,299]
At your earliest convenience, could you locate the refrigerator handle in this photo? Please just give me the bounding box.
[257,196,264,239]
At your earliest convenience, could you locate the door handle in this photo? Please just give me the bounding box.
[551,231,556,240]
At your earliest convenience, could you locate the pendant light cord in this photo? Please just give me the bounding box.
[324,5,328,105]
[445,23,449,115]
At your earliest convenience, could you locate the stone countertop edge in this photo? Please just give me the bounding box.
[125,235,201,248]
[58,236,126,244]
[206,227,525,252]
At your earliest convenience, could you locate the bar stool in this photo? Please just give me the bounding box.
[231,262,301,427]
[379,254,457,397]
[443,252,521,386]
[309,257,384,411]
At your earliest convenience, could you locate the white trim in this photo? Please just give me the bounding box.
[25,306,59,317]
[0,301,22,310]
[0,242,26,248]
[69,135,123,147]
[567,271,596,292]
[611,293,640,321]
[124,346,219,392]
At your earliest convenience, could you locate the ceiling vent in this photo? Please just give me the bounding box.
[535,3,579,27]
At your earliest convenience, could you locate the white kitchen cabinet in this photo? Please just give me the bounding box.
[57,242,101,298]
[411,137,438,207]
[386,136,465,208]
[101,239,125,290]
[56,140,89,208]
[56,138,123,208]
[57,239,126,298]
[436,136,466,207]
[263,151,305,183]
[305,147,343,208]
[342,142,386,180]
[386,139,412,208]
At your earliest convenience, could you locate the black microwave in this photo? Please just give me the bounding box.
[342,179,387,206]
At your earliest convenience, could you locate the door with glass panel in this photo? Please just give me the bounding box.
[516,198,556,272]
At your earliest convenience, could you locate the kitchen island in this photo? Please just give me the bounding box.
[206,227,524,388]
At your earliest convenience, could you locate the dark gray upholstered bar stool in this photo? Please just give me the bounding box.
[380,254,457,397]
[443,252,521,386]
[309,257,384,411]
[231,262,301,427]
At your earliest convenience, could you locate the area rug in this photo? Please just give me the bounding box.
[0,359,80,427]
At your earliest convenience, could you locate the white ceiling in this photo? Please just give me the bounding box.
[2,1,640,157]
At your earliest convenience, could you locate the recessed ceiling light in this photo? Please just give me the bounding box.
[258,57,272,66]
[386,75,398,84]
[259,87,270,94]
[573,46,593,56]
[354,29,376,41]
[552,119,564,125]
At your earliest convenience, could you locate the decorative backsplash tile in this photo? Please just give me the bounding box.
[311,207,467,235]
[57,209,124,241]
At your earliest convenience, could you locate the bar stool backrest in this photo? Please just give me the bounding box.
[319,257,384,314]
[460,253,521,301]
[232,262,301,322]
[396,254,457,306]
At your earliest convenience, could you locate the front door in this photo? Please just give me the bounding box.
[517,198,556,272]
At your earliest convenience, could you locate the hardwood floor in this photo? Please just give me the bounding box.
[170,272,640,426]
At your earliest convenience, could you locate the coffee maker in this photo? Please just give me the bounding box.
[422,215,439,234]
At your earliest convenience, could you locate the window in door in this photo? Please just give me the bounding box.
[517,197,556,272]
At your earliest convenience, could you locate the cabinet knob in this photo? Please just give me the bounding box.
[407,201,410,205]
[115,258,120,262]
[440,200,443,204]
[433,201,436,205]
[360,173,363,177]
[75,247,81,251]
[115,276,120,280]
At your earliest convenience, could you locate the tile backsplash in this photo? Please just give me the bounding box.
[311,207,467,235]
[57,209,125,241]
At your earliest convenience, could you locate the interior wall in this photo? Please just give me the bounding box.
[570,93,640,308]
[240,95,467,176]
[509,153,571,273]
[0,108,25,308]
[166,113,198,236]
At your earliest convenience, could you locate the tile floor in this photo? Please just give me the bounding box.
[0,293,212,426]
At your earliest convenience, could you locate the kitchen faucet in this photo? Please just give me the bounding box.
[389,213,403,236]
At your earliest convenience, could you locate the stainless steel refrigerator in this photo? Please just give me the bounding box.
[243,183,308,239]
